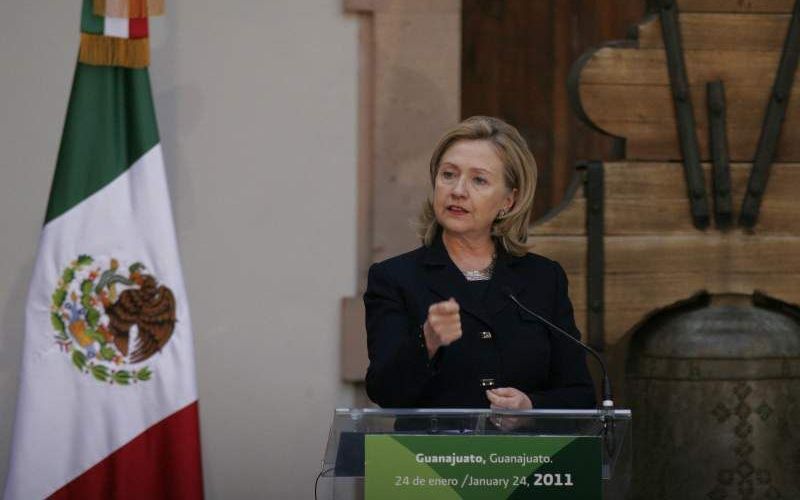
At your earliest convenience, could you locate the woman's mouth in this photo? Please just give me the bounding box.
[447,205,469,215]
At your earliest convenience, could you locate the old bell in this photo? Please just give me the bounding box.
[626,292,800,499]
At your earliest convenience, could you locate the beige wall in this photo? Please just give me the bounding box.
[0,1,358,497]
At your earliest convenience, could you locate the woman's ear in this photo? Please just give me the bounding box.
[504,188,518,212]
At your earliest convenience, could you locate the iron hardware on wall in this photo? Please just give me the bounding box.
[706,80,733,229]
[657,0,710,230]
[740,0,800,229]
[583,160,604,352]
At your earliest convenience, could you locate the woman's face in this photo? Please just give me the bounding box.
[433,139,516,241]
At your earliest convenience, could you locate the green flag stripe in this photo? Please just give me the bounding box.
[45,63,159,223]
[80,0,103,35]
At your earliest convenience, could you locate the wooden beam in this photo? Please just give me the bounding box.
[677,0,795,13]
[580,47,786,86]
[537,240,800,345]
[578,82,800,159]
[617,122,800,160]
[531,197,587,236]
[532,232,800,276]
[580,84,800,129]
[637,13,791,50]
[532,162,800,235]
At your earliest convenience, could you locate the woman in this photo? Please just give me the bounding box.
[364,116,595,410]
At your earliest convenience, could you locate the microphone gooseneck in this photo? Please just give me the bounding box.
[501,286,614,409]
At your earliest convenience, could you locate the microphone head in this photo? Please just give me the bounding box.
[500,285,514,298]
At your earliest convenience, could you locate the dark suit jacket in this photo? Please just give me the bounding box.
[364,233,596,409]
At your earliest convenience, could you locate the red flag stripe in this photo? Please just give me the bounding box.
[129,17,148,39]
[49,402,204,500]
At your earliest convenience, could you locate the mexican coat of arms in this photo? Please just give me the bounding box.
[51,255,177,384]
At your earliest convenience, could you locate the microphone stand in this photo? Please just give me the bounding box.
[503,288,618,469]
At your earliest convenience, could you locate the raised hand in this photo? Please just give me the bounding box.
[422,298,462,358]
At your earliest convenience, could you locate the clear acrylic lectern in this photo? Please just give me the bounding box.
[316,408,631,499]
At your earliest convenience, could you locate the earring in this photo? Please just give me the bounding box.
[498,209,507,218]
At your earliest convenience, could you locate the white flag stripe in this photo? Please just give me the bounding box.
[4,145,197,500]
[103,16,129,38]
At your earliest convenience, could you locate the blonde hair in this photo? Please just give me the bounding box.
[418,116,538,256]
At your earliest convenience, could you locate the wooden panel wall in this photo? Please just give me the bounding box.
[559,0,800,347]
[530,162,800,346]
[462,0,647,218]
[578,4,800,161]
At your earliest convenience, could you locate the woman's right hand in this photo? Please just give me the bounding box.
[423,298,462,358]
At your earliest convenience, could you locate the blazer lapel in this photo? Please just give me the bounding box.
[421,235,493,327]
[485,247,527,317]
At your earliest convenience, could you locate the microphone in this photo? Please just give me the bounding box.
[501,286,614,409]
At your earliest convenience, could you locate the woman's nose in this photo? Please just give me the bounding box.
[452,177,467,197]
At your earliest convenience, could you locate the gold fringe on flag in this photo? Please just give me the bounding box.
[79,33,150,68]
[93,0,164,18]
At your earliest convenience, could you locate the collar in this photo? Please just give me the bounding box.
[421,231,527,324]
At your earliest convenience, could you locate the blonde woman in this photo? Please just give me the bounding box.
[364,116,595,409]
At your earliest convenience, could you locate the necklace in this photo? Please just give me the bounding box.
[462,254,496,281]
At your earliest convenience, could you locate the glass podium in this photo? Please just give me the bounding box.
[317,408,631,499]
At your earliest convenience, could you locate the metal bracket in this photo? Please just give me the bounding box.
[707,81,733,229]
[740,0,800,228]
[584,161,605,352]
[658,0,710,229]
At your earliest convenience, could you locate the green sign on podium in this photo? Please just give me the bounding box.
[365,434,601,499]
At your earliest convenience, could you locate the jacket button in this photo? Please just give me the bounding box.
[480,378,496,388]
[480,331,493,340]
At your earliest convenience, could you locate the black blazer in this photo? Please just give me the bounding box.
[364,234,596,409]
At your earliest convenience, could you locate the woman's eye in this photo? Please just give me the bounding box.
[474,176,488,185]
[441,171,455,179]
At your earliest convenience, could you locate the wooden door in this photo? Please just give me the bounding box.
[462,0,647,217]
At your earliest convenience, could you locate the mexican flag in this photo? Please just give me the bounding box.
[3,1,203,498]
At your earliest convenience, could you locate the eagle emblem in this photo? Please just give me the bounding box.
[51,255,177,384]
